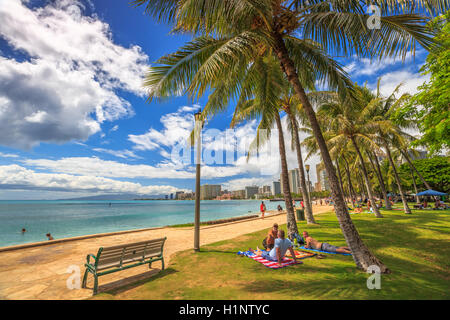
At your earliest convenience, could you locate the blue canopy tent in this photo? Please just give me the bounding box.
[416,189,448,196]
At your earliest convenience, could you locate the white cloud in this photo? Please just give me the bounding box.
[92,148,143,160]
[21,156,195,179]
[0,164,188,195]
[128,105,195,152]
[0,152,19,158]
[0,0,149,149]
[371,70,429,97]
[344,51,420,77]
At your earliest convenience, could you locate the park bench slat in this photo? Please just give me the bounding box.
[103,238,165,251]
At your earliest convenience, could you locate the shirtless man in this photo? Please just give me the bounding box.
[302,231,351,254]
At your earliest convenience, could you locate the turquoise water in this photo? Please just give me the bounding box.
[0,200,281,248]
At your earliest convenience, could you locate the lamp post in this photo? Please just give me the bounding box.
[305,164,312,201]
[194,110,202,252]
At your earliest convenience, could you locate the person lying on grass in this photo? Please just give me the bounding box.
[302,231,352,254]
[250,229,298,267]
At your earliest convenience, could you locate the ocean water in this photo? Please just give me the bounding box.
[0,200,282,248]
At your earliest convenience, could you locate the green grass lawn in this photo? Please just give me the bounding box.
[94,207,450,300]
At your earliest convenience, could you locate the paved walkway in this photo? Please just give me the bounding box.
[0,205,332,299]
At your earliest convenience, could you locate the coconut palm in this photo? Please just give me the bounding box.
[230,55,300,236]
[282,93,316,224]
[133,0,449,273]
[366,149,392,210]
[316,85,384,217]
[400,149,433,190]
[369,82,416,214]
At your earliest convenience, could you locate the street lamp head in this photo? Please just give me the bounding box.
[305,164,310,172]
[194,109,202,121]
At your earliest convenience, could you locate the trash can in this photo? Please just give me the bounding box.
[296,209,305,221]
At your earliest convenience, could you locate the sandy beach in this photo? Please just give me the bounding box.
[0,205,333,300]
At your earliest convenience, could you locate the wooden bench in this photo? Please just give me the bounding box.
[82,237,166,295]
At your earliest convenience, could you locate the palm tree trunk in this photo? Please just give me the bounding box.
[274,112,299,237]
[350,137,383,218]
[368,151,392,210]
[272,32,389,273]
[410,166,420,203]
[385,145,411,214]
[400,150,432,190]
[336,159,346,203]
[342,155,357,207]
[357,173,366,200]
[286,109,316,224]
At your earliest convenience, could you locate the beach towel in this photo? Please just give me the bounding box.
[237,250,302,269]
[298,246,352,256]
[285,250,316,259]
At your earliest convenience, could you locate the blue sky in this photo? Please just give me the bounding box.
[0,0,430,199]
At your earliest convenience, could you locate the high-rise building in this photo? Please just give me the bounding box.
[288,169,298,195]
[272,181,281,196]
[200,184,221,200]
[245,186,259,199]
[280,169,304,194]
[316,164,330,191]
[231,190,245,199]
[175,191,184,200]
[314,181,322,192]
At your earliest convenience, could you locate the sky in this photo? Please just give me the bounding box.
[0,0,430,199]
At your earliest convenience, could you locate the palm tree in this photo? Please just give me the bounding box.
[400,149,433,190]
[133,0,449,273]
[366,149,392,210]
[316,85,384,218]
[229,55,300,236]
[282,93,316,224]
[370,82,415,214]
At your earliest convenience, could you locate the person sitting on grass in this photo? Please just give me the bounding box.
[251,230,297,267]
[378,200,383,209]
[302,231,352,254]
[262,223,278,250]
[354,203,363,213]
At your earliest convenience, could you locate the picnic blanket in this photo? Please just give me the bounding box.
[297,246,352,256]
[285,250,316,259]
[237,250,302,269]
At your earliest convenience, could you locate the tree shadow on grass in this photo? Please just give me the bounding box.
[239,255,449,299]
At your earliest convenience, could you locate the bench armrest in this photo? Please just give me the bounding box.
[86,254,97,265]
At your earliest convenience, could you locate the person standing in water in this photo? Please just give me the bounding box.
[46,233,54,240]
[21,228,26,235]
